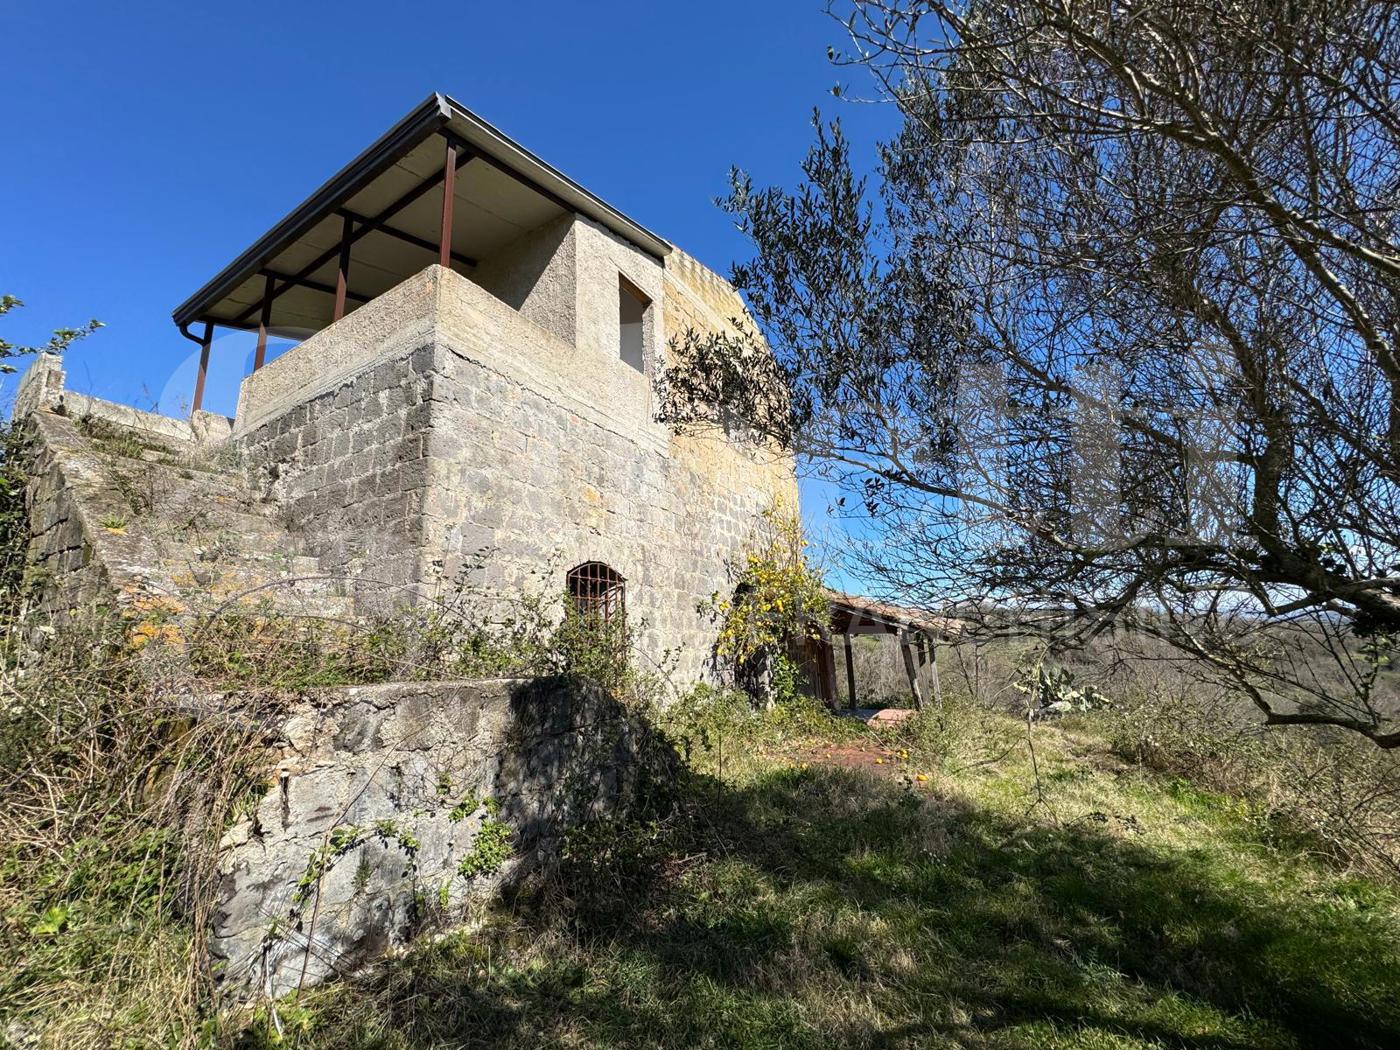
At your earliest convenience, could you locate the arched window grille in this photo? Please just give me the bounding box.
[566,561,626,626]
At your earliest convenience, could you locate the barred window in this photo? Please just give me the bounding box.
[566,561,626,626]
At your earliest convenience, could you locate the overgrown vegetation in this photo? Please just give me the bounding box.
[703,500,826,667]
[0,422,35,631]
[1093,667,1400,884]
[177,569,666,702]
[0,329,277,1046]
[659,0,1400,748]
[697,499,828,711]
[4,402,1400,1047]
[0,419,668,1047]
[0,605,275,1046]
[232,683,1400,1049]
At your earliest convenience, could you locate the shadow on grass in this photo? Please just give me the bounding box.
[259,753,1400,1050]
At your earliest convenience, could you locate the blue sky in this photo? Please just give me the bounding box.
[1,1,892,585]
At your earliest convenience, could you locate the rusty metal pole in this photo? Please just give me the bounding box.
[254,273,274,371]
[191,321,213,413]
[439,139,457,268]
[333,213,354,321]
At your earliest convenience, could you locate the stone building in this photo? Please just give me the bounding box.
[124,92,791,682]
[10,94,803,994]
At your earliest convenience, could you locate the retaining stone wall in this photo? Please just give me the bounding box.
[213,677,660,997]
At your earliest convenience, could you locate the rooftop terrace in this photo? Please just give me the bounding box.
[172,93,671,415]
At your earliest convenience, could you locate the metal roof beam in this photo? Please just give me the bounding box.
[334,206,477,270]
[228,146,476,327]
[259,269,372,304]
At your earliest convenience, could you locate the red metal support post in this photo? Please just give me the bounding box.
[254,273,274,371]
[191,321,213,413]
[439,139,457,269]
[228,145,475,329]
[333,212,354,321]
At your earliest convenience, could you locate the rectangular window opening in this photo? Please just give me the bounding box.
[619,276,649,372]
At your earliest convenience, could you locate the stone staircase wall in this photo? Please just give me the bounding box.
[12,358,663,1001]
[20,379,353,627]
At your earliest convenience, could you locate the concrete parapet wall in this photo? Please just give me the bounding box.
[13,353,233,446]
[234,271,440,435]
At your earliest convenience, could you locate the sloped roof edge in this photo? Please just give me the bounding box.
[826,589,964,637]
[172,92,671,329]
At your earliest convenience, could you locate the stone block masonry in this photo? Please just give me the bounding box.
[9,186,798,1004]
[5,383,675,1001]
[232,256,797,682]
[214,676,663,998]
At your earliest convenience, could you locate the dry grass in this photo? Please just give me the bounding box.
[0,611,276,1048]
[5,415,1400,1047]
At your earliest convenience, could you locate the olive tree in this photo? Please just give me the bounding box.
[658,0,1400,745]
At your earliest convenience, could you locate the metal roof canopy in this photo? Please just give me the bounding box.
[172,93,671,359]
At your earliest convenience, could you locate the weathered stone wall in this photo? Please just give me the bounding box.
[233,271,439,433]
[227,246,796,682]
[659,246,796,506]
[22,412,113,618]
[15,371,237,621]
[214,676,659,998]
[231,274,444,604]
[16,353,234,449]
[10,396,359,631]
[572,215,665,371]
[426,265,790,681]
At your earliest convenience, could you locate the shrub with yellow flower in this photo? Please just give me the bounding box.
[705,499,827,669]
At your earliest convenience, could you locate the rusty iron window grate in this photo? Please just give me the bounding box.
[567,561,626,626]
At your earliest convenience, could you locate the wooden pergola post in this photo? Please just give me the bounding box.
[900,628,926,712]
[843,633,857,709]
[928,634,944,709]
[815,629,840,707]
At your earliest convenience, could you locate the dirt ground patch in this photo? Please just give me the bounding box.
[793,740,938,787]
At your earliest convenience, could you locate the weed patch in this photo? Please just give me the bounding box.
[240,705,1400,1049]
[0,611,276,1048]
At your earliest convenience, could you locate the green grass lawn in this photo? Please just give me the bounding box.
[237,705,1400,1049]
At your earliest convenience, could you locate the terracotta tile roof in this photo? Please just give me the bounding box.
[825,589,964,636]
